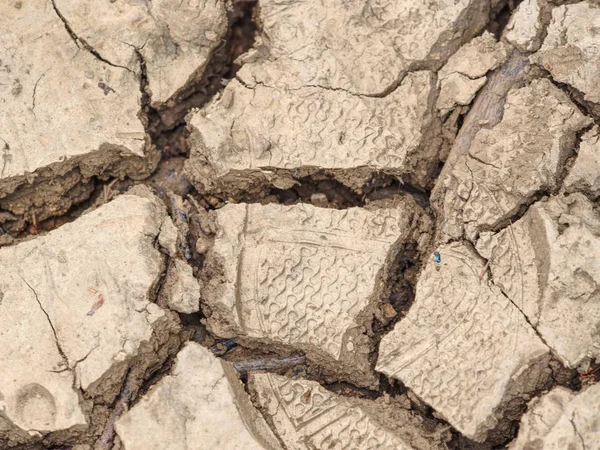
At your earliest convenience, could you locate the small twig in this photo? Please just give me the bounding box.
[186,194,202,212]
[210,339,238,356]
[87,294,104,316]
[479,246,496,282]
[31,211,37,234]
[103,179,118,204]
[95,381,133,450]
[233,354,306,376]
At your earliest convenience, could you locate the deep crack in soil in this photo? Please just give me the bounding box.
[3,0,600,448]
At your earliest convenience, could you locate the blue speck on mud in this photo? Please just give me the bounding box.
[434,251,441,263]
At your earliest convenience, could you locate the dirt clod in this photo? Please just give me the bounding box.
[4,0,600,449]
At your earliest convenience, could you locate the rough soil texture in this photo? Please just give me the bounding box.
[115,343,282,450]
[200,198,428,388]
[3,0,600,449]
[377,242,551,442]
[477,193,600,368]
[0,190,182,448]
[249,372,449,450]
[509,383,600,449]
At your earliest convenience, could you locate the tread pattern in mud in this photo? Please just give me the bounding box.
[2,0,600,449]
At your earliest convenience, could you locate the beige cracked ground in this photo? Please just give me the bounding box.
[2,0,600,449]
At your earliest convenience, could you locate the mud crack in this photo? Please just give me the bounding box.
[18,273,70,371]
[50,0,133,73]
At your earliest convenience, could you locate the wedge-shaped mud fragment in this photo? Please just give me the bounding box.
[510,384,600,449]
[250,373,446,450]
[0,191,180,446]
[115,343,281,450]
[376,242,550,442]
[532,2,600,104]
[237,0,493,94]
[503,0,547,53]
[564,126,600,197]
[160,259,200,314]
[0,1,157,230]
[53,0,228,105]
[187,72,439,195]
[477,194,600,368]
[432,79,591,242]
[201,200,424,387]
[437,32,509,116]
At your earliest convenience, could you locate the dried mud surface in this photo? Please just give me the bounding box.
[2,0,600,449]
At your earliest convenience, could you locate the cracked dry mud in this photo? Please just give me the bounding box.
[3,0,600,449]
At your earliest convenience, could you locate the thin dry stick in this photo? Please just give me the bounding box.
[95,381,133,450]
[233,354,306,376]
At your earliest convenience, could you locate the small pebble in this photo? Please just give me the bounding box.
[195,237,209,254]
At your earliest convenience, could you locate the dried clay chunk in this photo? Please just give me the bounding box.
[532,2,600,104]
[201,199,425,388]
[503,0,547,53]
[115,342,282,450]
[187,0,496,195]
[510,384,600,449]
[0,191,180,446]
[432,78,591,242]
[238,0,494,94]
[53,0,228,105]
[377,242,550,442]
[477,193,600,368]
[0,0,156,222]
[564,126,600,197]
[436,32,509,116]
[187,71,439,195]
[250,372,447,450]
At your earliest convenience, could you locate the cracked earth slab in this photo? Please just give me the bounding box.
[0,0,229,234]
[509,383,600,449]
[477,193,600,369]
[432,77,591,243]
[52,0,228,106]
[564,125,600,197]
[249,372,450,449]
[436,32,510,116]
[115,342,282,450]
[0,189,182,447]
[185,0,498,196]
[0,0,156,229]
[236,0,493,95]
[186,71,440,196]
[531,1,600,105]
[199,197,428,388]
[502,0,550,53]
[376,241,552,442]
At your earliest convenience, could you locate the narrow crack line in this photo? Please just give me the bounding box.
[466,152,502,169]
[468,241,552,351]
[234,73,407,99]
[570,414,587,450]
[50,0,134,73]
[541,70,600,126]
[18,274,71,370]
[31,68,51,117]
[496,278,554,352]
[480,189,549,235]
